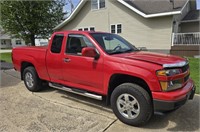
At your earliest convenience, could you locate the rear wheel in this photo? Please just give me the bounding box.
[111,83,153,126]
[23,66,42,92]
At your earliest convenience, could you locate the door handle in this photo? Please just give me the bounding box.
[63,58,71,62]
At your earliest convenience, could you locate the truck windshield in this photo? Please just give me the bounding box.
[90,33,138,55]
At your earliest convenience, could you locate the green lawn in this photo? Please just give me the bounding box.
[188,57,200,94]
[0,52,199,94]
[0,52,12,63]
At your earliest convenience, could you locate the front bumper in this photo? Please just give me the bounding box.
[153,79,195,112]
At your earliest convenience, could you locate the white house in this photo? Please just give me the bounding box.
[0,32,26,48]
[0,30,48,48]
[54,0,199,56]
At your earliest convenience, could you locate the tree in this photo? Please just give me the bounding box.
[0,0,66,46]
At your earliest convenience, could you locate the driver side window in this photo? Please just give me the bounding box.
[66,34,94,55]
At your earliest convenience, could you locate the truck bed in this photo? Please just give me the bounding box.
[12,46,50,80]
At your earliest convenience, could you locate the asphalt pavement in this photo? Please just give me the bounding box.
[0,69,199,132]
[0,61,13,70]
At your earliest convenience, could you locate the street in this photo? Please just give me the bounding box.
[0,69,199,132]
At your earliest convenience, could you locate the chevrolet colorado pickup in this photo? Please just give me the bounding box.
[12,31,195,126]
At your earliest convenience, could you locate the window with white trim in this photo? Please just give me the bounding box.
[90,27,95,31]
[1,40,6,45]
[78,27,95,31]
[16,40,22,45]
[84,28,89,31]
[110,24,122,34]
[91,0,105,10]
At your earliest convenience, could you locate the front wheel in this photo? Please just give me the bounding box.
[111,83,153,126]
[23,66,42,92]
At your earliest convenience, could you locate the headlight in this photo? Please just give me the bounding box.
[157,69,183,91]
[157,69,181,76]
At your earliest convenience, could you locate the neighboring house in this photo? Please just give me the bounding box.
[0,30,48,48]
[54,0,200,56]
[0,30,26,48]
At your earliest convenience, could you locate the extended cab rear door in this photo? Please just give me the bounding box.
[46,33,65,82]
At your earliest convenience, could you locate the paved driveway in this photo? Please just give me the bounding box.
[0,69,199,132]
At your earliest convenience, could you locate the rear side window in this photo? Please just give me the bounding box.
[51,34,64,53]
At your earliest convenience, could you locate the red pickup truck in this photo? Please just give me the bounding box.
[12,31,195,126]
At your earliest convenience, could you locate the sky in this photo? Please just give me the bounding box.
[197,0,200,10]
[64,0,80,15]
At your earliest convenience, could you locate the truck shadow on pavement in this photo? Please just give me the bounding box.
[40,87,200,131]
[61,90,199,131]
[139,95,199,131]
[58,90,113,113]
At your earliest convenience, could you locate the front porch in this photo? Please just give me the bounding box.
[170,32,200,57]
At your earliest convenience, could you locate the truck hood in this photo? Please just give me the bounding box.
[113,51,186,66]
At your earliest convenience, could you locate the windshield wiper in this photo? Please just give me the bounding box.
[109,49,134,55]
[109,51,124,55]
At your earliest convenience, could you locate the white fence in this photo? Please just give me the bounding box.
[172,32,200,46]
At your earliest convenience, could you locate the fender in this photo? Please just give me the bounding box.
[103,63,161,95]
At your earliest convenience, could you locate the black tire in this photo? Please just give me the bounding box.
[23,66,42,92]
[111,83,153,126]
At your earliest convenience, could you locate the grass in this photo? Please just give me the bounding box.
[0,52,12,63]
[188,57,200,94]
[0,52,199,93]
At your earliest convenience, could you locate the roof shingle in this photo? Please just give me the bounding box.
[123,0,187,14]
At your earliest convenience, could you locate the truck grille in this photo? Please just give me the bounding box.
[182,63,190,83]
[184,74,190,82]
[181,64,189,73]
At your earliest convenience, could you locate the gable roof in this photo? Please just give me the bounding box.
[54,0,189,30]
[122,0,187,14]
[118,0,188,18]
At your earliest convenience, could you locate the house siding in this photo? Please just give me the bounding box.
[0,39,12,49]
[11,38,26,47]
[59,0,173,52]
[0,38,25,48]
[180,22,200,33]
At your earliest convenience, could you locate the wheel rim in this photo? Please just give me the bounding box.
[116,93,140,119]
[25,72,34,88]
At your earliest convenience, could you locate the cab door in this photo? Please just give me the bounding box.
[61,34,104,92]
[46,33,65,82]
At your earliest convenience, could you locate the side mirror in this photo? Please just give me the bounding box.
[82,47,100,59]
